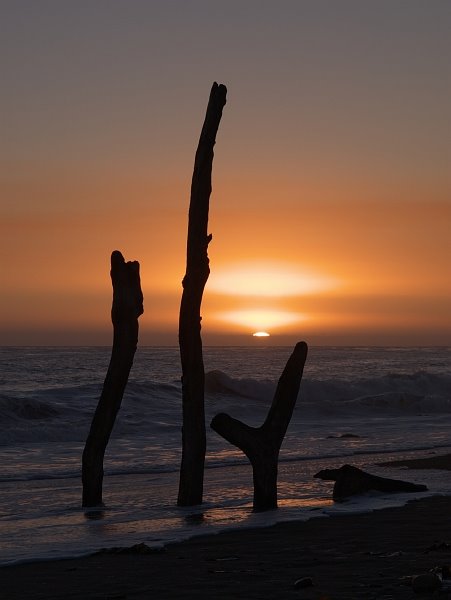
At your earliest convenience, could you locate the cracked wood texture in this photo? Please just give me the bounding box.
[82,251,143,507]
[178,82,227,506]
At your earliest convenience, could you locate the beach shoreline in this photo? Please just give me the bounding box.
[378,453,451,471]
[3,492,451,599]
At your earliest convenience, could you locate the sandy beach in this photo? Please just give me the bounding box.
[3,454,451,600]
[378,454,451,472]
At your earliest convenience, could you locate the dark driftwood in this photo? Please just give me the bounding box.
[82,251,143,507]
[178,82,227,506]
[314,464,428,502]
[211,342,308,511]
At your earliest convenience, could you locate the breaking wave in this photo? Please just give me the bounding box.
[1,370,450,446]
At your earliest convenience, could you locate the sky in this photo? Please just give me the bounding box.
[1,0,450,346]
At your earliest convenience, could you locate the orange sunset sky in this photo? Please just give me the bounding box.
[1,1,450,346]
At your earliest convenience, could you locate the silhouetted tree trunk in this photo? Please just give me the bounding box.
[82,251,143,507]
[211,342,308,511]
[178,82,227,506]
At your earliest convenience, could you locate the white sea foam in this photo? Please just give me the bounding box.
[0,346,450,565]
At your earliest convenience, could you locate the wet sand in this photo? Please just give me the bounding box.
[378,453,451,471]
[2,492,451,599]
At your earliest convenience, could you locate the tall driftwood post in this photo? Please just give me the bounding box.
[178,82,227,506]
[82,250,143,507]
[211,341,308,511]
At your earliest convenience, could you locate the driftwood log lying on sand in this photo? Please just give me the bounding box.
[314,464,428,502]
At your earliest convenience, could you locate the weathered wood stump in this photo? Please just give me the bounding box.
[211,342,308,511]
[82,250,143,507]
[314,464,428,502]
[177,82,227,507]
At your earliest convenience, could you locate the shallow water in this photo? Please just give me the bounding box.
[0,346,450,564]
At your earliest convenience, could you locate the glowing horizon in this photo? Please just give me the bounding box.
[1,3,450,346]
[217,309,306,332]
[209,262,339,297]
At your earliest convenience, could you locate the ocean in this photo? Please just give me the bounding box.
[1,345,450,566]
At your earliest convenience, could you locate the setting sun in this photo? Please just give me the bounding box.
[1,2,450,348]
[207,262,337,339]
[3,4,451,591]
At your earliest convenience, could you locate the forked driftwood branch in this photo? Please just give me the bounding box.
[82,251,143,507]
[211,342,308,511]
[177,82,227,506]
